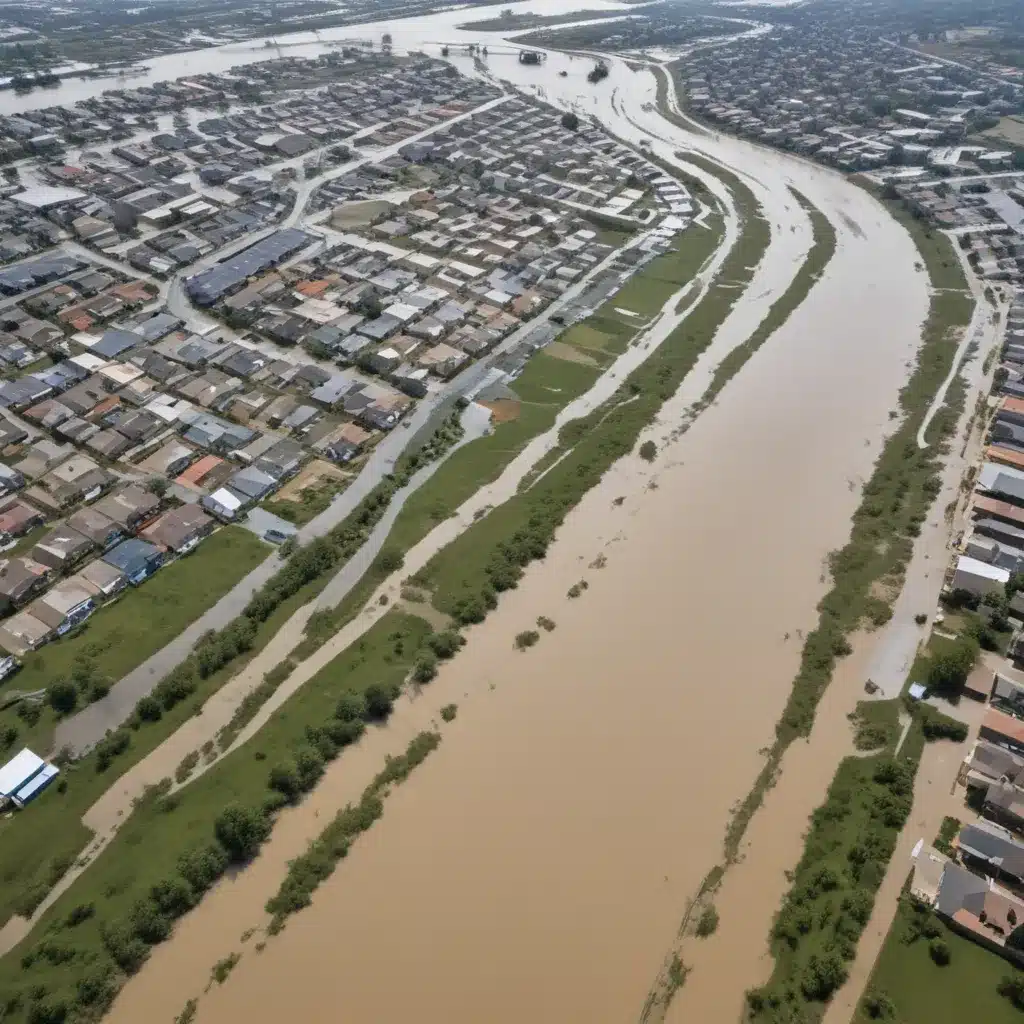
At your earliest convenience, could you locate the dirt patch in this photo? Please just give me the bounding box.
[276,460,349,503]
[982,115,1024,147]
[480,398,521,423]
[545,341,600,367]
[330,199,393,229]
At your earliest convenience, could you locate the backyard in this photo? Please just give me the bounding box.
[854,896,1024,1024]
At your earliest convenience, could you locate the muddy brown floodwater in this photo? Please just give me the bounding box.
[102,177,932,1023]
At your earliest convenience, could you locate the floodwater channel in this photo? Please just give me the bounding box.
[19,6,953,1023]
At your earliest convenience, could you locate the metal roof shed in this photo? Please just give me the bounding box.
[13,763,58,807]
[0,747,44,798]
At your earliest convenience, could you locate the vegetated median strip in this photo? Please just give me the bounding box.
[639,203,976,1020]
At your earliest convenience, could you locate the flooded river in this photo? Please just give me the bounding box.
[92,11,940,1024]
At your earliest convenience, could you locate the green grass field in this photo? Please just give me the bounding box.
[854,898,1024,1024]
[0,527,270,753]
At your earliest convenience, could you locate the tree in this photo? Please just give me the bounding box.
[47,680,77,715]
[356,294,383,320]
[214,804,270,863]
[999,974,1024,1009]
[1007,923,1024,952]
[145,477,169,497]
[800,952,847,1000]
[363,683,394,720]
[528,211,543,227]
[639,440,657,462]
[268,761,301,802]
[136,696,162,722]
[926,636,979,696]
[376,547,404,574]
[863,990,896,1019]
[560,111,580,131]
[929,939,951,966]
[335,692,365,722]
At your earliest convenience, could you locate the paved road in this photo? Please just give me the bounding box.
[53,228,643,754]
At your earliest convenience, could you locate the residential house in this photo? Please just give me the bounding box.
[30,526,94,573]
[70,557,127,599]
[101,538,163,585]
[65,507,123,550]
[91,485,160,533]
[0,556,51,612]
[141,505,213,555]
[0,610,52,655]
[959,821,1024,883]
[27,580,95,636]
[0,500,44,544]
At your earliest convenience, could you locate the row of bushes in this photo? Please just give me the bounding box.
[87,411,466,778]
[265,730,441,931]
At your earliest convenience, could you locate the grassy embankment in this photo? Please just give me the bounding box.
[0,612,449,1022]
[0,414,466,934]
[408,177,770,621]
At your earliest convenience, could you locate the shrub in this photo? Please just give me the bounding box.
[440,703,457,722]
[514,630,540,651]
[862,990,896,1019]
[426,630,463,659]
[64,903,94,927]
[46,680,77,715]
[998,974,1024,1010]
[363,683,394,720]
[129,899,171,944]
[268,761,301,802]
[695,905,718,937]
[149,878,193,918]
[214,804,271,863]
[639,440,657,462]
[926,636,979,696]
[800,952,847,1000]
[929,939,951,965]
[335,692,365,722]
[136,696,162,722]
[537,616,556,632]
[412,652,438,683]
[75,968,114,1008]
[100,923,149,974]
